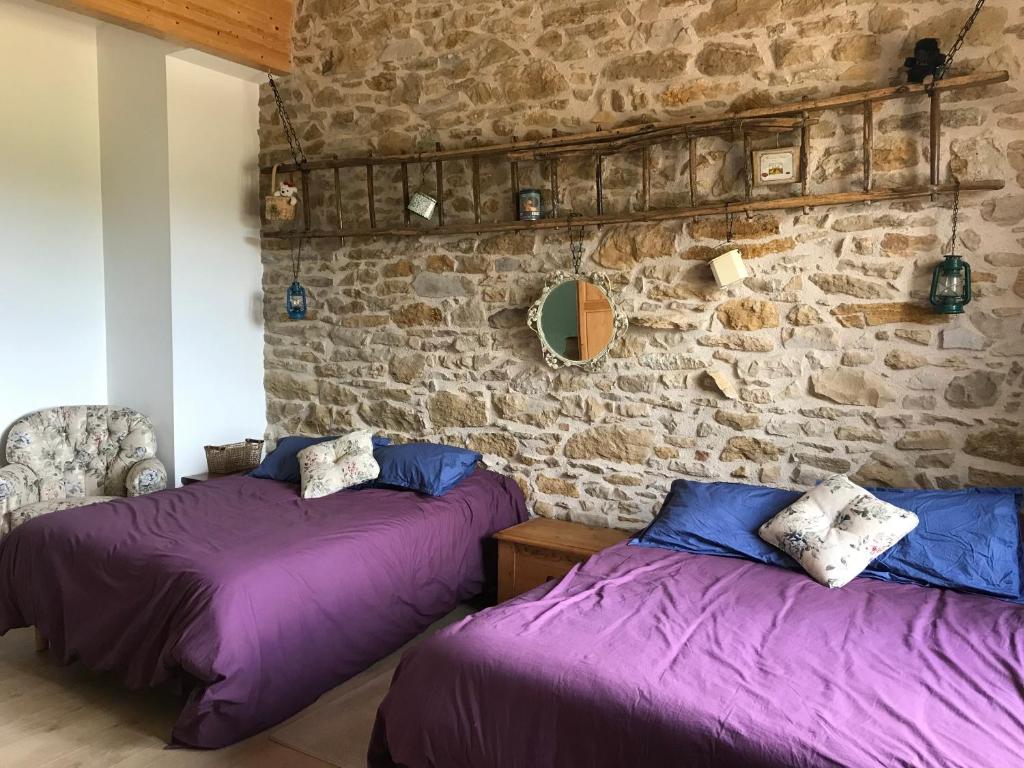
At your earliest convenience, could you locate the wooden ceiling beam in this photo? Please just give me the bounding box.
[46,0,292,74]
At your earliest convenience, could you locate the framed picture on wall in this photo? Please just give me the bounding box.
[752,147,801,186]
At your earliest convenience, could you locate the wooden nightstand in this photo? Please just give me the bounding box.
[180,471,245,486]
[493,517,632,602]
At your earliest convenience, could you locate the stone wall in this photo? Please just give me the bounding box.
[260,0,1024,529]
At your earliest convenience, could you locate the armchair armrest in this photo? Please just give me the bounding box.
[0,463,40,536]
[126,458,168,497]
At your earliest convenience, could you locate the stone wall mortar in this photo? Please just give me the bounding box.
[260,0,1024,528]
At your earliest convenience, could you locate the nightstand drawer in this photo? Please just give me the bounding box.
[500,543,586,601]
[494,518,632,603]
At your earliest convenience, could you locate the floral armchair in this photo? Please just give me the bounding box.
[0,406,168,538]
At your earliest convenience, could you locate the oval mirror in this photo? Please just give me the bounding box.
[527,272,627,371]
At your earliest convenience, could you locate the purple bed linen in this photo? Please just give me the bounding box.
[370,541,1024,768]
[0,469,525,748]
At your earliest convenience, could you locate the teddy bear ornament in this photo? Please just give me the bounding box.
[275,180,300,206]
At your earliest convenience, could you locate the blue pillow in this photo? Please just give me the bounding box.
[251,434,391,484]
[632,479,1024,601]
[632,479,800,569]
[372,443,481,496]
[868,487,1023,601]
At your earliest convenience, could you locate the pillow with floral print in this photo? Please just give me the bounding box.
[297,430,380,500]
[758,475,919,589]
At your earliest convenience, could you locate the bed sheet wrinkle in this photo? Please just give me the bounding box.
[513,555,670,637]
[650,623,688,685]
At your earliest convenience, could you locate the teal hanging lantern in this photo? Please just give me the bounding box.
[929,255,971,314]
[929,186,971,315]
[286,280,307,320]
[286,239,308,320]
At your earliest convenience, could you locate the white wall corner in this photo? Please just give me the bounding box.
[97,22,177,480]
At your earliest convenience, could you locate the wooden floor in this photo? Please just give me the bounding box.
[0,628,333,768]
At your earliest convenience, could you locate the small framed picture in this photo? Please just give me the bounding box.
[752,147,801,186]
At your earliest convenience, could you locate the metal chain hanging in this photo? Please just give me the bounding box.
[268,74,308,168]
[931,0,981,265]
[291,237,304,281]
[935,0,987,81]
[567,214,585,274]
[946,184,961,254]
[725,206,734,244]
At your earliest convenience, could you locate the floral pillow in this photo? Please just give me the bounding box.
[758,475,919,589]
[297,430,380,500]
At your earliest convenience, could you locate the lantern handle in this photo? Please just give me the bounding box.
[929,260,942,306]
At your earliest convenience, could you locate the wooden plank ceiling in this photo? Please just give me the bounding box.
[47,0,292,73]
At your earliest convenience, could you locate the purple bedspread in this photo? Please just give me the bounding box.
[0,469,525,748]
[371,541,1024,768]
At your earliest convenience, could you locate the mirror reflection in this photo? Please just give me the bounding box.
[539,280,615,362]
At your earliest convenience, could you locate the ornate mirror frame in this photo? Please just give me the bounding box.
[527,271,628,372]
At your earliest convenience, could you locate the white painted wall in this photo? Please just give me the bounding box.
[95,31,266,483]
[0,7,265,483]
[166,55,264,477]
[0,0,107,433]
[96,23,178,475]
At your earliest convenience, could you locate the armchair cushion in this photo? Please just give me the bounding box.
[6,496,115,536]
[127,458,168,497]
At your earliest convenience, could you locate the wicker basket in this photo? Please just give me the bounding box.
[204,439,264,475]
[264,163,297,222]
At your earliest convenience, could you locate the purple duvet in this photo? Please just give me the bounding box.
[0,469,525,748]
[371,541,1024,767]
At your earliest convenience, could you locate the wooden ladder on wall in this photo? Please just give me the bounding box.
[260,70,1007,242]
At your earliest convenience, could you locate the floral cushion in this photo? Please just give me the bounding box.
[298,430,379,500]
[3,496,116,537]
[758,475,919,589]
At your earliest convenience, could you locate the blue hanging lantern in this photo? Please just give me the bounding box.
[286,239,308,320]
[929,186,971,315]
[286,280,307,319]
